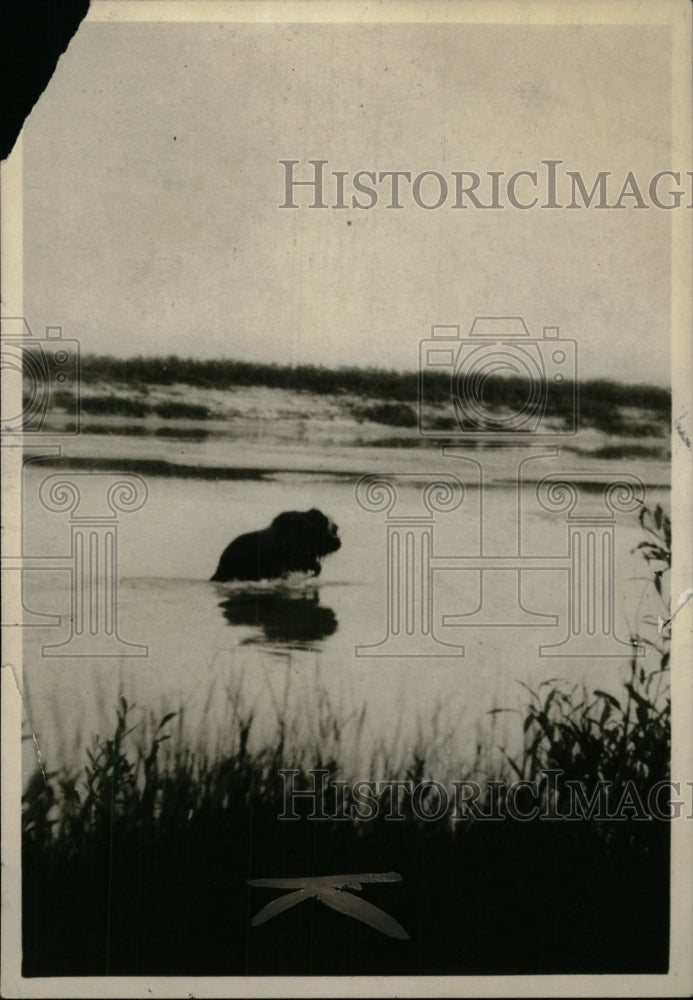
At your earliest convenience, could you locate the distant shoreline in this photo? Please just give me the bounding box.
[75,352,671,408]
[22,354,671,486]
[26,354,671,454]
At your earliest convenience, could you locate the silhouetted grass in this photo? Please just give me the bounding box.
[22,693,669,976]
[496,504,670,801]
[22,506,671,977]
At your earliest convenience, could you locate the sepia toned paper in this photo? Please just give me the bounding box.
[2,1,692,996]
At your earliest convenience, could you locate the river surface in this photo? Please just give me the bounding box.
[18,442,669,784]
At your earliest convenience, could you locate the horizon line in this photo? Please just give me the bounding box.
[74,352,672,393]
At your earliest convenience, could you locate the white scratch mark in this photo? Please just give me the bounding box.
[2,660,49,787]
[658,588,693,633]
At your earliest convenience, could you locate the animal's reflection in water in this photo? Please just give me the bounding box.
[219,588,338,649]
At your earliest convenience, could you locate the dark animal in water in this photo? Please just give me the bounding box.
[211,508,341,583]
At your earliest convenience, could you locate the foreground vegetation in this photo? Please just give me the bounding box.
[22,506,671,976]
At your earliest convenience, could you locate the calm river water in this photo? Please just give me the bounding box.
[19,445,669,783]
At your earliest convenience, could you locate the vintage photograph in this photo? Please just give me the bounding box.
[2,2,692,996]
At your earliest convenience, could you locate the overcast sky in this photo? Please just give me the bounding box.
[21,18,674,384]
